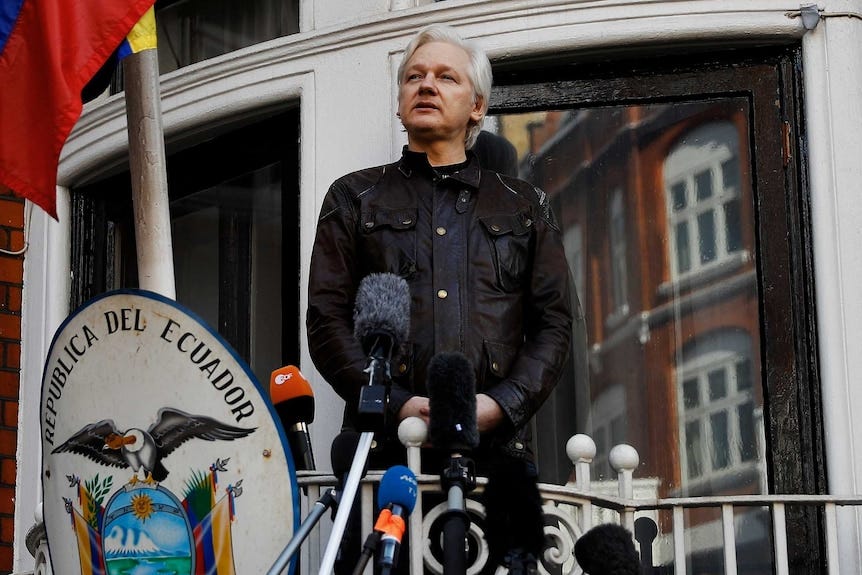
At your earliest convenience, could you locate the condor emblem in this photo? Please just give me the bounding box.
[40,290,299,574]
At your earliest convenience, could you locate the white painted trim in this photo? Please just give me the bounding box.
[15,188,70,573]
[60,0,808,185]
[803,6,862,573]
[20,1,862,569]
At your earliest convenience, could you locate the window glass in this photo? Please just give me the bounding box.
[609,188,628,312]
[171,164,284,382]
[488,51,816,572]
[71,110,300,385]
[155,0,300,73]
[488,98,764,497]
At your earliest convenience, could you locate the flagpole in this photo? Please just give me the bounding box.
[122,47,176,299]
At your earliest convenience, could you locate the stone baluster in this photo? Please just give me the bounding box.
[566,433,596,532]
[398,417,428,575]
[609,443,639,532]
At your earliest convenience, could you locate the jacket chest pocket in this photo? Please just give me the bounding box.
[479,213,533,292]
[359,208,418,278]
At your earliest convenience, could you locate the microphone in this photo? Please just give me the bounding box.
[574,523,639,575]
[427,353,478,574]
[270,365,316,471]
[330,430,365,496]
[482,457,544,573]
[376,465,418,571]
[352,273,411,430]
[353,273,411,361]
[427,352,479,454]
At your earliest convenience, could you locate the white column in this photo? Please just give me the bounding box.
[803,6,862,573]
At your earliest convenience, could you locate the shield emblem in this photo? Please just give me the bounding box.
[41,290,299,574]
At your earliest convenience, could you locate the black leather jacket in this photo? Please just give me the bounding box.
[307,149,574,463]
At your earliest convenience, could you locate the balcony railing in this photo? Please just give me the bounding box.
[24,417,862,574]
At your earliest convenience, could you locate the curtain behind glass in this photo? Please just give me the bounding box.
[156,0,300,73]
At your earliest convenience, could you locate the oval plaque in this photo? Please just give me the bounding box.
[40,290,299,574]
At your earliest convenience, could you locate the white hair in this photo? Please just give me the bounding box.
[397,25,492,149]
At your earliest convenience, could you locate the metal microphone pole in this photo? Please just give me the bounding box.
[268,488,338,575]
[319,355,390,575]
[440,455,475,575]
[319,431,374,574]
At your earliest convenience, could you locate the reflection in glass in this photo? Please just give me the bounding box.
[695,170,713,200]
[488,98,767,573]
[156,0,300,73]
[708,369,726,400]
[711,411,730,469]
[698,211,717,264]
[171,164,283,386]
[686,421,703,478]
[725,199,743,253]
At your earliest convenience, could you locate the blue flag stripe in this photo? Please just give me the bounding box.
[0,0,25,56]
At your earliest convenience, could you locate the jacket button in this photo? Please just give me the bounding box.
[436,227,447,236]
[525,218,532,227]
[399,363,407,373]
[491,361,499,372]
[364,221,373,229]
[437,289,448,299]
[490,224,501,232]
[402,219,413,225]
[514,441,524,450]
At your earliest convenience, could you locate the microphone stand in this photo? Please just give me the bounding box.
[267,488,339,575]
[320,348,392,575]
[440,454,476,575]
[319,431,375,574]
[351,527,383,575]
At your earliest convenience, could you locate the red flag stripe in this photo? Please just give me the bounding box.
[0,0,156,218]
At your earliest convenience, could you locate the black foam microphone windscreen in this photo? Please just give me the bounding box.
[574,523,639,575]
[330,430,365,489]
[427,352,479,453]
[483,457,544,570]
[353,273,410,358]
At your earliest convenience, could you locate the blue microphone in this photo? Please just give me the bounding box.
[376,465,418,570]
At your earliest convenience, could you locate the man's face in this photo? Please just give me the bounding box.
[398,41,484,149]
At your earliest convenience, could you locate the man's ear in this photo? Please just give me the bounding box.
[469,95,485,125]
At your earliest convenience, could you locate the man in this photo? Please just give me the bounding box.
[307,25,575,573]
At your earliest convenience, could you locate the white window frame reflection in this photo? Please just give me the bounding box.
[563,223,585,306]
[677,331,763,491]
[664,122,745,281]
[608,187,629,318]
[590,383,627,480]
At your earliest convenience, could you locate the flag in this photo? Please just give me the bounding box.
[119,6,157,59]
[0,0,157,219]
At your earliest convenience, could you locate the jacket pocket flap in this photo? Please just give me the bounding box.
[479,213,531,236]
[483,339,518,378]
[361,208,418,232]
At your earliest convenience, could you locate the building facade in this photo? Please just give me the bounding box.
[12,0,862,573]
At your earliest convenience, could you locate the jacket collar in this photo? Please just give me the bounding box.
[397,147,481,189]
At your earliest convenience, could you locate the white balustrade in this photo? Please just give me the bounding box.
[26,423,862,574]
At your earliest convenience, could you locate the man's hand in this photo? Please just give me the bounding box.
[477,393,504,433]
[398,396,431,427]
[399,393,504,436]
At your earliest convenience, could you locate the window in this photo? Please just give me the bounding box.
[105,0,301,94]
[489,46,822,571]
[609,188,628,314]
[71,108,301,383]
[156,0,299,73]
[665,122,745,280]
[563,224,585,305]
[678,331,762,492]
[590,383,627,480]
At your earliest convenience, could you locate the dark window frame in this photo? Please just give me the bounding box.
[71,107,302,369]
[490,45,824,571]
